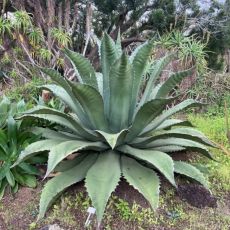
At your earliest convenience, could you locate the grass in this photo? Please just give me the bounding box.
[188,112,230,192]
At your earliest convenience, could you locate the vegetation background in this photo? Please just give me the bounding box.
[0,1,229,230]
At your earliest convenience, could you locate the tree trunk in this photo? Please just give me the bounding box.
[47,0,55,50]
[64,0,71,31]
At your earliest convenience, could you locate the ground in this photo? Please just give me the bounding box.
[0,113,229,230]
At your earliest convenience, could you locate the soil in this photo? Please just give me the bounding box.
[177,184,217,208]
[0,179,229,230]
[0,185,41,230]
[0,214,7,230]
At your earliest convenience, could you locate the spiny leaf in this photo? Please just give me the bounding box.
[40,84,89,126]
[40,69,88,125]
[119,145,176,186]
[12,140,61,167]
[109,53,132,131]
[155,68,194,98]
[21,107,98,141]
[174,161,209,190]
[85,151,121,222]
[133,127,215,147]
[95,129,128,149]
[142,99,202,135]
[31,127,81,141]
[101,33,118,116]
[129,40,154,121]
[45,141,106,178]
[155,119,193,131]
[64,48,98,89]
[146,138,214,159]
[69,83,109,131]
[38,154,98,220]
[126,98,172,141]
[122,156,160,210]
[139,53,175,106]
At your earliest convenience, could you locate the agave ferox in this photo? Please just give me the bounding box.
[13,33,215,225]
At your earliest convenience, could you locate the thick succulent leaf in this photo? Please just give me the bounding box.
[155,68,194,98]
[7,116,17,149]
[20,174,37,188]
[0,179,7,199]
[31,127,81,141]
[155,119,193,131]
[115,29,122,57]
[149,83,162,100]
[85,151,121,222]
[146,138,213,159]
[152,145,186,152]
[133,127,215,147]
[0,162,10,181]
[68,82,109,131]
[21,107,98,140]
[38,154,98,220]
[41,68,72,95]
[101,33,118,115]
[6,170,15,187]
[129,40,154,121]
[95,129,128,149]
[18,162,40,175]
[139,53,175,106]
[174,161,209,190]
[96,72,103,96]
[0,129,7,143]
[121,156,160,210]
[126,98,172,141]
[119,145,176,186]
[12,140,61,167]
[40,84,89,125]
[40,69,88,125]
[142,99,202,135]
[64,48,98,89]
[0,100,9,128]
[109,53,132,131]
[54,153,87,172]
[45,140,106,178]
[0,130,9,153]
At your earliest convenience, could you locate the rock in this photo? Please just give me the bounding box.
[40,224,64,230]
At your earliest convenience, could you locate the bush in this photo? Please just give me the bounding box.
[0,98,41,198]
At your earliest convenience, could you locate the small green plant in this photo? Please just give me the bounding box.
[14,34,215,227]
[13,11,32,33]
[0,98,40,198]
[157,30,207,74]
[28,27,44,46]
[0,17,13,36]
[51,28,72,47]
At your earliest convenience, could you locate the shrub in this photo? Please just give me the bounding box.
[0,98,41,198]
[14,34,215,226]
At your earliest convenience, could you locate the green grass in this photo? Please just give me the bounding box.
[188,112,230,192]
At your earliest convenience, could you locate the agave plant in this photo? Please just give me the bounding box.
[14,34,215,226]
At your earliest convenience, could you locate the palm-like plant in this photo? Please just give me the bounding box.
[14,34,215,226]
[13,11,32,33]
[51,28,72,47]
[0,17,13,36]
[28,27,44,46]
